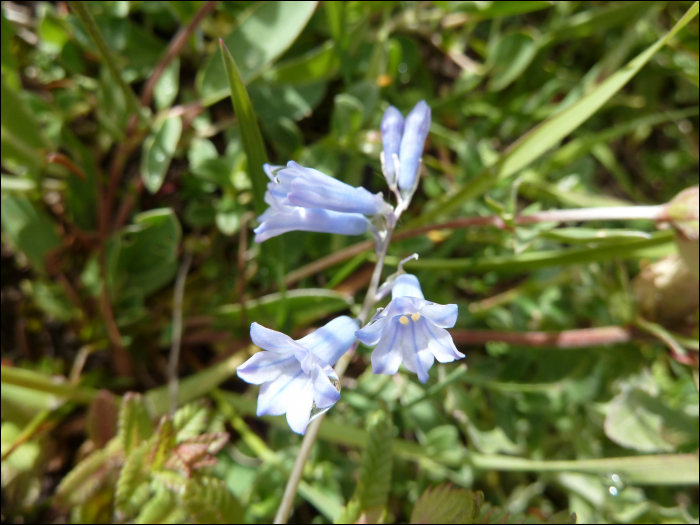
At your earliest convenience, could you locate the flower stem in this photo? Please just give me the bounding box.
[274,224,395,524]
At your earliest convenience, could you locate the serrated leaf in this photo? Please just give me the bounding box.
[337,408,393,523]
[150,417,177,470]
[411,484,483,524]
[55,438,122,507]
[141,115,182,194]
[118,393,154,454]
[115,441,149,516]
[183,476,244,524]
[135,484,177,524]
[173,401,210,441]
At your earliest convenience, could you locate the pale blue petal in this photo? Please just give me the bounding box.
[382,296,426,319]
[236,352,296,384]
[256,362,305,416]
[398,101,431,191]
[296,316,359,366]
[254,207,370,243]
[286,377,315,435]
[263,163,283,182]
[281,162,388,216]
[311,365,341,408]
[419,303,458,328]
[422,319,465,363]
[250,322,297,355]
[355,314,390,346]
[392,274,424,299]
[371,317,403,376]
[399,319,434,383]
[381,106,404,185]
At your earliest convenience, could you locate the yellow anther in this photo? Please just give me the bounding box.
[411,313,421,322]
[399,316,410,325]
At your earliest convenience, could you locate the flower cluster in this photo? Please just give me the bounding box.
[237,101,464,434]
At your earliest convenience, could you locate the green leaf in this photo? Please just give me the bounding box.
[118,393,154,455]
[394,230,674,274]
[183,476,244,524]
[198,1,318,105]
[218,40,269,216]
[488,31,539,91]
[410,484,483,524]
[263,40,340,85]
[135,484,178,524]
[540,228,652,244]
[413,1,700,226]
[445,1,553,19]
[55,438,121,507]
[0,194,60,272]
[604,388,699,453]
[1,8,20,89]
[141,115,182,194]
[336,407,393,523]
[331,93,365,140]
[1,75,51,172]
[154,57,180,111]
[115,441,150,518]
[110,208,182,298]
[213,289,353,330]
[173,402,209,441]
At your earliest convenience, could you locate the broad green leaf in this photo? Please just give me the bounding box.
[263,41,340,85]
[153,57,180,110]
[413,2,699,226]
[248,82,327,122]
[1,76,51,171]
[110,208,182,297]
[219,40,268,216]
[214,289,353,330]
[410,484,483,524]
[488,31,538,91]
[0,194,60,272]
[604,388,699,453]
[198,1,318,105]
[141,115,182,194]
[395,230,674,273]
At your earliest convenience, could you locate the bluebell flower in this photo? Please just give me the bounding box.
[267,161,390,216]
[380,106,404,188]
[237,316,358,434]
[254,162,389,242]
[398,101,431,192]
[355,274,463,383]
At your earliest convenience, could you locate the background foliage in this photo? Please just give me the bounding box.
[1,1,698,523]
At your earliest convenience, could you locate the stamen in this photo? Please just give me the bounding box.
[399,316,410,326]
[411,313,420,322]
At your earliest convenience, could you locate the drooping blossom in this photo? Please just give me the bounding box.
[254,162,390,242]
[355,274,463,383]
[237,316,358,434]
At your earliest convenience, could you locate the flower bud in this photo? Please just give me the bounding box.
[398,101,431,191]
[380,106,404,187]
